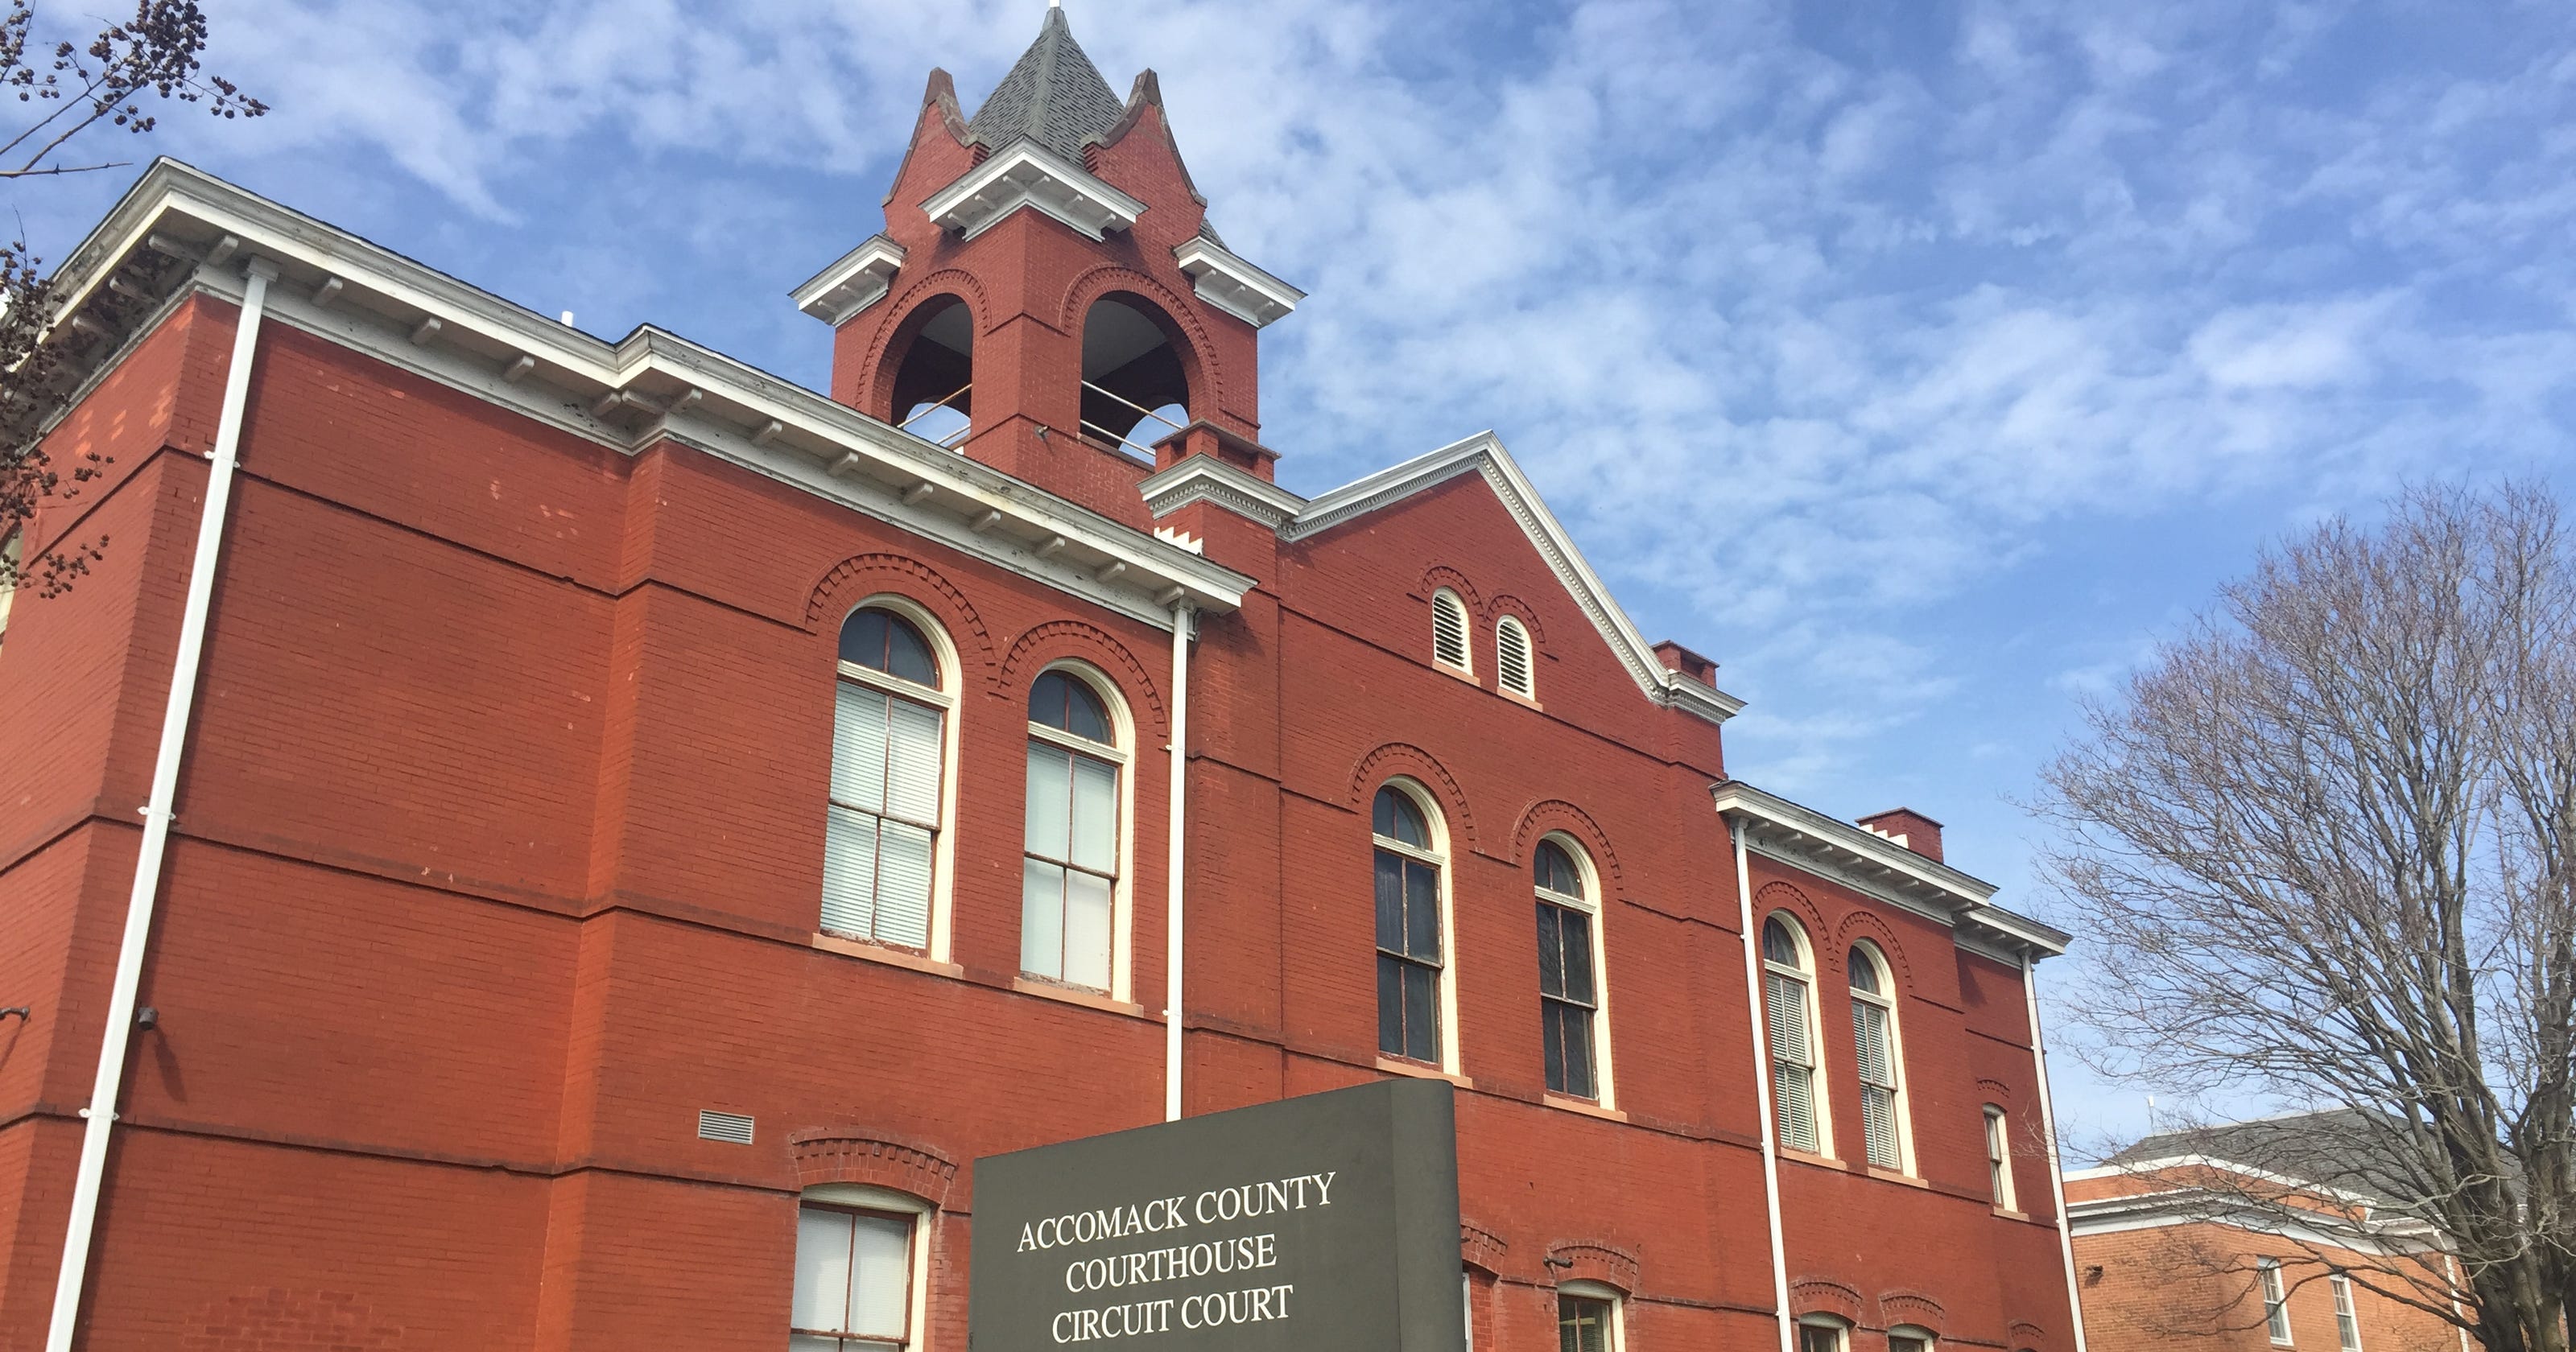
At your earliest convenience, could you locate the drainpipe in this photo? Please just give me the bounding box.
[1163,600,1192,1123]
[1730,813,1796,1352]
[47,258,277,1351]
[2022,948,2090,1352]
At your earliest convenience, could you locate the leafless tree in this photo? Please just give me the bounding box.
[1,1,264,598]
[2037,483,2575,1352]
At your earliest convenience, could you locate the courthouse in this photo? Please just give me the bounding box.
[0,11,2086,1351]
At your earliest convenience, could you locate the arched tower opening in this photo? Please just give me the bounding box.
[885,294,974,448]
[1079,293,1191,458]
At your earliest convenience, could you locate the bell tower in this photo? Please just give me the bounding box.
[794,6,1304,526]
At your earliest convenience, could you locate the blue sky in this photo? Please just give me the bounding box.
[13,0,2576,1154]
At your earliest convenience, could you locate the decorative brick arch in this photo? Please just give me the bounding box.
[1832,909,1916,992]
[998,619,1168,737]
[2009,1319,2050,1350]
[805,553,998,693]
[1880,1291,1946,1333]
[1511,799,1625,894]
[788,1129,960,1209]
[1418,563,1484,615]
[1484,592,1548,646]
[1545,1241,1639,1295]
[1791,1278,1865,1325]
[1059,265,1224,418]
[1754,880,1830,947]
[1348,743,1476,852]
[860,270,989,412]
[1976,1076,2013,1102]
[1460,1219,1508,1276]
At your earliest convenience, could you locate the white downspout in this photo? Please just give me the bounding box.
[47,258,276,1351]
[1163,600,1192,1123]
[2022,949,2091,1352]
[1731,813,1796,1352]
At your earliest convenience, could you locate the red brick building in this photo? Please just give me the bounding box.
[0,13,2086,1352]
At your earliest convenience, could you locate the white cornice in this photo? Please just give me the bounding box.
[921,140,1146,242]
[1137,455,1307,530]
[1286,432,1748,727]
[56,160,1249,629]
[1171,237,1304,328]
[1711,780,2069,958]
[791,236,906,326]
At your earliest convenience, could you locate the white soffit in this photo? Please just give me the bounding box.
[1137,455,1307,530]
[791,236,906,326]
[1286,431,1748,726]
[920,140,1145,242]
[55,159,1251,629]
[1171,237,1304,328]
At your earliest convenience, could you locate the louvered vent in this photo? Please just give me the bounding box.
[1497,618,1534,698]
[1431,591,1470,670]
[697,1110,755,1144]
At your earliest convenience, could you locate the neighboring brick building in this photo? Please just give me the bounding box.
[2067,1114,2474,1352]
[0,12,2084,1351]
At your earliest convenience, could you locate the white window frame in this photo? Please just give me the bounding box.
[1556,1280,1625,1352]
[794,1183,934,1352]
[1847,940,1914,1173]
[1495,614,1534,699]
[1984,1105,2018,1211]
[828,596,962,962]
[2260,1259,2293,1346]
[1430,587,1472,675]
[2330,1274,2362,1352]
[1019,660,1136,1000]
[1762,913,1835,1158]
[1889,1325,1937,1352]
[1797,1315,1852,1352]
[1373,777,1460,1074]
[1535,832,1615,1108]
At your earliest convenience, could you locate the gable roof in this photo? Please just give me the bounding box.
[2099,1108,2449,1210]
[1141,431,1748,725]
[967,9,1129,160]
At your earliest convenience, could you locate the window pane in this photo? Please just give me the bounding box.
[1801,1325,1843,1352]
[832,685,891,810]
[1378,955,1405,1056]
[1777,1064,1817,1152]
[1763,916,1799,966]
[1560,909,1596,1005]
[1864,1085,1901,1169]
[1405,860,1440,962]
[840,608,889,670]
[1561,1004,1595,1098]
[794,1207,855,1333]
[1071,756,1118,873]
[1558,1295,1611,1352]
[1535,841,1579,897]
[1026,744,1071,856]
[874,822,934,948]
[1063,868,1113,991]
[1542,999,1567,1093]
[1853,1002,1889,1084]
[821,807,881,938]
[1022,859,1066,979]
[884,699,943,824]
[1375,786,1427,847]
[1375,851,1406,952]
[1767,973,1811,1067]
[1537,905,1566,998]
[1848,946,1881,995]
[1065,678,1111,743]
[1402,964,1438,1061]
[848,1212,911,1339]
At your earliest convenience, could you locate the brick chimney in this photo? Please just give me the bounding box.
[1856,808,1944,864]
[1652,640,1717,686]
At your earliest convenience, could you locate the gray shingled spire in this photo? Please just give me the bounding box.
[965,8,1129,161]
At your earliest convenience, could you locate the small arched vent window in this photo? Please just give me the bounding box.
[1496,616,1534,699]
[1430,589,1472,673]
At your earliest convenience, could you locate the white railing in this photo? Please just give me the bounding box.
[1079,380,1187,459]
[897,382,972,448]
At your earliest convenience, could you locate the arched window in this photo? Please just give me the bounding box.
[887,295,973,448]
[1022,666,1129,994]
[1430,589,1471,673]
[1848,942,1909,1171]
[1761,914,1828,1155]
[793,1184,932,1352]
[1080,294,1191,457]
[1534,838,1608,1103]
[824,604,950,950]
[1984,1105,2017,1210]
[1798,1317,1852,1352]
[1496,616,1534,699]
[1890,1326,1937,1352]
[1557,1282,1624,1352]
[1373,781,1450,1067]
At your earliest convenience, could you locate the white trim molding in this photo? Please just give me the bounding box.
[1137,454,1307,530]
[1288,431,1748,726]
[50,160,1249,632]
[1171,236,1304,328]
[921,140,1146,242]
[792,235,906,326]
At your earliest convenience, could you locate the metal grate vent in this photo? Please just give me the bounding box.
[697,1110,755,1144]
